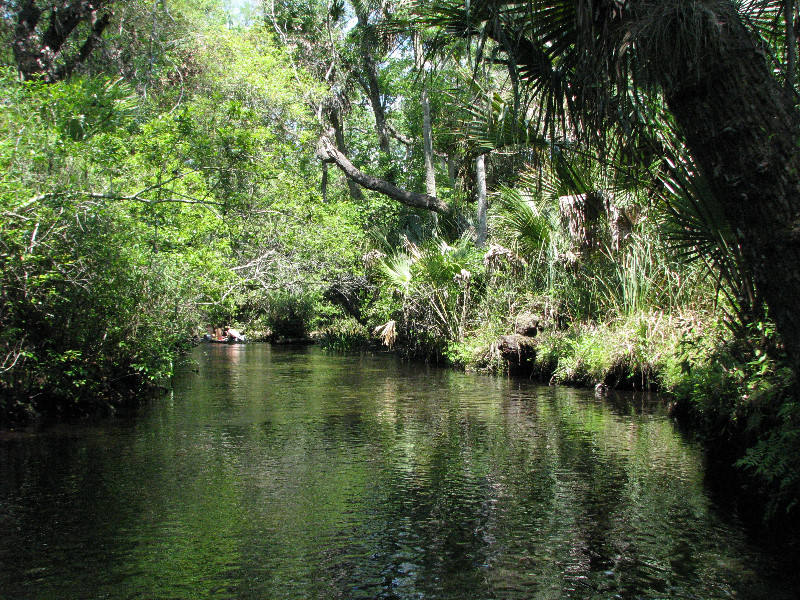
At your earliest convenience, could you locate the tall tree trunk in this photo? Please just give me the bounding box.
[356,12,392,174]
[656,2,800,375]
[329,107,364,201]
[421,90,436,197]
[445,155,460,191]
[414,31,437,197]
[362,52,391,155]
[476,154,488,247]
[321,162,328,202]
[13,0,113,82]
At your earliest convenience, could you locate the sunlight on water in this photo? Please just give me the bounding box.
[0,344,796,599]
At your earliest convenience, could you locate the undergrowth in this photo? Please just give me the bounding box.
[317,317,372,351]
[665,318,798,519]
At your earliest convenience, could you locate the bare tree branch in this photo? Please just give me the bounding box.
[386,122,413,146]
[316,136,456,217]
[19,190,225,213]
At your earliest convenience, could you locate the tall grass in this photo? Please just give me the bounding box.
[594,232,694,317]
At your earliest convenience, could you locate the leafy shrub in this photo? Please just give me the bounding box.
[518,311,677,388]
[0,200,199,422]
[665,317,798,517]
[444,326,506,371]
[318,317,371,351]
[374,234,486,353]
[263,291,315,339]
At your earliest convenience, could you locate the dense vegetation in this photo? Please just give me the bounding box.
[1,0,798,522]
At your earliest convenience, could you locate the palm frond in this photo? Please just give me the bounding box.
[655,153,759,324]
[738,0,799,96]
[492,185,557,257]
[378,253,414,291]
[450,77,557,154]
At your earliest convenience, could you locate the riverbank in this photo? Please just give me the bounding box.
[476,313,798,535]
[3,307,796,532]
[315,308,799,531]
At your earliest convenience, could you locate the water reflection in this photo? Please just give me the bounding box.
[0,344,796,599]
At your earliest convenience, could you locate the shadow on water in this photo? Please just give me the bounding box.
[1,344,798,599]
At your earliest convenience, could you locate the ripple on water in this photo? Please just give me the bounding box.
[0,345,797,599]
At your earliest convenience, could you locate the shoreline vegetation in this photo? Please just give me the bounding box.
[314,308,798,535]
[1,0,799,536]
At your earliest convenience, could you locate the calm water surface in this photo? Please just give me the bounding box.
[0,344,797,599]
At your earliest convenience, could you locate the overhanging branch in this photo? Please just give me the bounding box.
[316,136,455,216]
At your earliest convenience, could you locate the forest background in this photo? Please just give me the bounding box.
[1,0,799,524]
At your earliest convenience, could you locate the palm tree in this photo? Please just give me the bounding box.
[413,0,800,378]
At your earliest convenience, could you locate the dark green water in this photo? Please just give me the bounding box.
[0,344,797,599]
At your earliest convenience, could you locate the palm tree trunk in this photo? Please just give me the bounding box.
[786,0,797,102]
[355,11,393,181]
[422,90,437,197]
[476,154,488,247]
[658,3,800,375]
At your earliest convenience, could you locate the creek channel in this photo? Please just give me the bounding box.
[0,344,797,599]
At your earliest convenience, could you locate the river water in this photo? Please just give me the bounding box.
[0,344,797,599]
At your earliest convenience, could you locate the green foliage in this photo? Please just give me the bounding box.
[0,15,338,422]
[318,317,372,351]
[595,232,692,316]
[737,397,800,516]
[655,151,760,329]
[262,291,316,339]
[444,324,506,371]
[379,253,414,291]
[664,320,771,435]
[526,311,677,389]
[49,77,138,142]
[664,316,798,516]
[373,233,486,353]
[492,186,555,258]
[0,197,197,420]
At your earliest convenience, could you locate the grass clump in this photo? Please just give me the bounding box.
[527,310,682,389]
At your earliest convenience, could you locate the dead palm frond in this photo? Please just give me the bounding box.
[374,319,397,347]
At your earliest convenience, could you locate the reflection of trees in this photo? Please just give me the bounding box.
[481,385,746,599]
[350,375,761,599]
[0,349,787,599]
[225,358,779,599]
[0,422,245,599]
